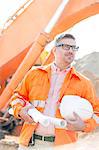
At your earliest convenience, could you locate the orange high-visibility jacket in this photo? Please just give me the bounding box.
[10,64,98,146]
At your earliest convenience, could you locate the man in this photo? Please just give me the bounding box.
[10,33,98,149]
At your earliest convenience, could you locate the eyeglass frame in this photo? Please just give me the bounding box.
[56,43,79,51]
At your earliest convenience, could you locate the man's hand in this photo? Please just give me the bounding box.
[19,105,34,123]
[66,112,85,131]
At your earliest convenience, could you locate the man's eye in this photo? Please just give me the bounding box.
[73,46,76,49]
[67,45,70,48]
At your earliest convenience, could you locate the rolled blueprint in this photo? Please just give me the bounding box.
[46,116,67,128]
[28,108,67,128]
[28,108,50,127]
[9,107,67,128]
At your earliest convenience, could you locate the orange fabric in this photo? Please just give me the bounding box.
[55,129,77,145]
[19,122,38,146]
[10,65,98,146]
[13,103,23,119]
[83,118,97,133]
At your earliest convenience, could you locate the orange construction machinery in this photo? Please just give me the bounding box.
[0,0,99,110]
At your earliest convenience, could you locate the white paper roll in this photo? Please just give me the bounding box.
[28,108,50,127]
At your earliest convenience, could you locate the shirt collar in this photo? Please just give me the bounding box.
[51,62,71,73]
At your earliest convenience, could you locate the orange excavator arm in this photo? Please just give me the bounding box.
[0,0,99,111]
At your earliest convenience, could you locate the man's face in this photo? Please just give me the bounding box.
[54,38,77,66]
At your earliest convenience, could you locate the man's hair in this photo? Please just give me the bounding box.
[55,33,75,45]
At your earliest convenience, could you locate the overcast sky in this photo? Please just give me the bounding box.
[0,0,99,59]
[69,14,99,59]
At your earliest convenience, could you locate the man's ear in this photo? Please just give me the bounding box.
[52,47,56,54]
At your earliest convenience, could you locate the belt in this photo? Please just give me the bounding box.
[29,134,55,145]
[34,134,55,142]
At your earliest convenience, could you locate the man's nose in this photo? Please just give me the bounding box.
[68,47,74,53]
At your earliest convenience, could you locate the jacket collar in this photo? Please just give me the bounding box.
[70,67,81,80]
[37,64,81,80]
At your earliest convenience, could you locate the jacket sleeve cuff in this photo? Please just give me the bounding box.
[13,103,23,119]
[83,118,96,133]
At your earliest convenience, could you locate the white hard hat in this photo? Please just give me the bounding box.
[60,95,93,120]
